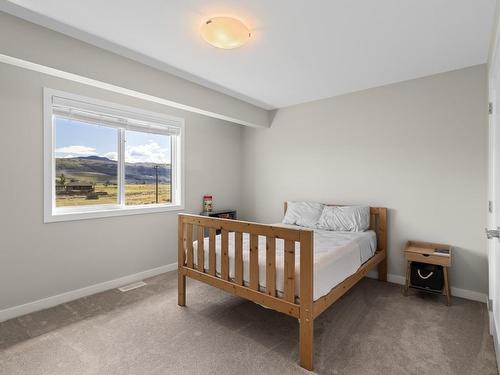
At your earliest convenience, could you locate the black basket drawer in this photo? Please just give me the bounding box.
[410,262,444,291]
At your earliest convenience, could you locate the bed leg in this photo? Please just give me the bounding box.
[299,316,314,371]
[378,256,387,282]
[299,230,314,371]
[178,270,186,306]
[178,215,186,306]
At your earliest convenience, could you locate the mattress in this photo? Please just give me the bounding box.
[192,224,377,301]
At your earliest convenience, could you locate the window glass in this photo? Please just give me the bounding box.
[54,117,118,207]
[124,130,172,205]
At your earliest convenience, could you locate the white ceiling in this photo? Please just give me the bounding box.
[1,0,496,109]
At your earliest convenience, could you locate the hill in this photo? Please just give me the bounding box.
[55,156,171,184]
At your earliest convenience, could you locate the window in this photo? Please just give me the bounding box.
[44,89,184,222]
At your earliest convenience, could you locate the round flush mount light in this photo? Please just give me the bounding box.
[200,17,251,49]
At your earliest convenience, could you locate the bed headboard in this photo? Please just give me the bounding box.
[283,202,387,252]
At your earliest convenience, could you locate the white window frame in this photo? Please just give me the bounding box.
[44,88,185,223]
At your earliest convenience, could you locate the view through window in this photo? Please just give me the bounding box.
[124,129,172,205]
[55,119,173,208]
[55,118,119,207]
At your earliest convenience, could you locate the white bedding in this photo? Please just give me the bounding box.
[192,224,377,301]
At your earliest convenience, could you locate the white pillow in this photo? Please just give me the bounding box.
[317,206,370,232]
[282,201,324,228]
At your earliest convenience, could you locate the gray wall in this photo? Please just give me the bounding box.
[0,62,243,311]
[241,65,489,295]
[489,0,500,69]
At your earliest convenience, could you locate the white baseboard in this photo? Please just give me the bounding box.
[366,271,488,303]
[0,262,177,323]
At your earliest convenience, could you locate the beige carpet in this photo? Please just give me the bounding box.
[0,272,497,375]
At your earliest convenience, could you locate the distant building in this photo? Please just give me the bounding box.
[55,184,66,193]
[64,182,95,194]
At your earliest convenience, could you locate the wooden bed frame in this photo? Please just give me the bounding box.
[178,203,387,371]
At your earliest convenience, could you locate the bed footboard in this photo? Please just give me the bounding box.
[177,214,315,369]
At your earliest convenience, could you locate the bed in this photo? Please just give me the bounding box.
[178,203,387,371]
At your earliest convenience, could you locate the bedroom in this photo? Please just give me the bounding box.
[0,1,497,374]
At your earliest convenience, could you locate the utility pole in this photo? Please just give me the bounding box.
[153,165,159,203]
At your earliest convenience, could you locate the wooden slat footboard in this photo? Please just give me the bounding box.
[178,205,387,371]
[177,214,313,320]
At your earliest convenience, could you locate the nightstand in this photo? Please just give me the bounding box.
[403,240,452,305]
[199,209,237,235]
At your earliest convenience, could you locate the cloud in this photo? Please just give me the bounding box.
[55,145,96,155]
[125,141,169,164]
[103,151,118,161]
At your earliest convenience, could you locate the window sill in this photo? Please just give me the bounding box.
[44,203,184,223]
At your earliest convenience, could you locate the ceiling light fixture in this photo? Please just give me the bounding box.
[200,17,251,49]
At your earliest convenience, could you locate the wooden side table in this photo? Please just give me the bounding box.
[403,240,452,305]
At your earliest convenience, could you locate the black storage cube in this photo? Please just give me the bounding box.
[410,262,444,291]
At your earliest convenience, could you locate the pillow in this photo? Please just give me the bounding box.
[317,206,370,232]
[282,201,324,228]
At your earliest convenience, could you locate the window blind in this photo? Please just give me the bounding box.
[52,96,181,136]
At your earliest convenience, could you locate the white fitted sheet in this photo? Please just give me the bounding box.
[192,224,377,301]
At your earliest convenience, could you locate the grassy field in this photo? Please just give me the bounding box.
[56,183,171,207]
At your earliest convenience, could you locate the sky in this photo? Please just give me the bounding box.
[54,117,171,164]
